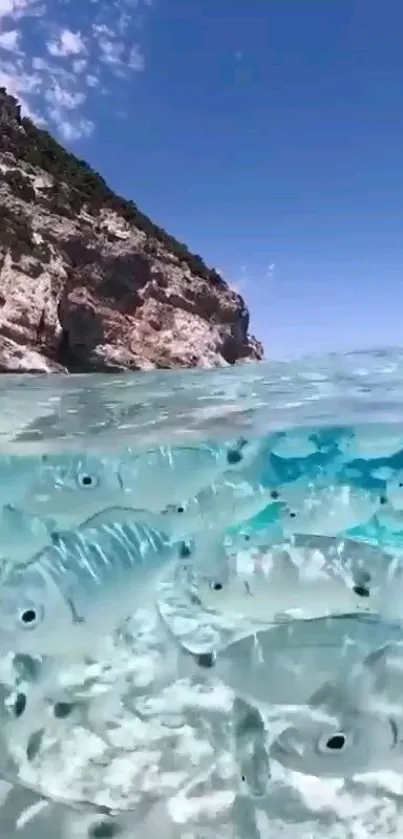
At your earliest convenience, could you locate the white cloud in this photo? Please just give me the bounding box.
[267,263,275,280]
[85,73,98,87]
[48,112,93,141]
[45,82,85,109]
[0,0,43,22]
[47,28,86,57]
[92,20,144,77]
[0,0,150,140]
[97,35,125,66]
[128,43,144,70]
[72,58,86,73]
[0,28,20,50]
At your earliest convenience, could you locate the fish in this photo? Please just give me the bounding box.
[0,507,180,657]
[270,702,399,778]
[173,614,403,711]
[118,442,248,512]
[12,443,244,527]
[278,481,380,536]
[270,641,403,778]
[15,453,126,526]
[223,521,286,556]
[160,473,278,542]
[0,455,60,512]
[188,533,393,623]
[0,505,57,564]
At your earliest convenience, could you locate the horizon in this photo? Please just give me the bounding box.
[0,1,401,359]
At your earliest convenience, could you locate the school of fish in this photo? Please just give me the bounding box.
[3,425,403,802]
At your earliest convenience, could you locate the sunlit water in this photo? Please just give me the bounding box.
[2,350,403,838]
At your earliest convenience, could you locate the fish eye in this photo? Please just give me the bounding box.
[76,472,98,489]
[289,511,297,519]
[18,607,41,630]
[353,584,370,598]
[318,731,349,753]
[226,448,243,465]
[196,651,215,668]
[210,581,223,591]
[176,505,184,514]
[270,489,280,500]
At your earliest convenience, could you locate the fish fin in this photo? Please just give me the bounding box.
[79,506,164,531]
[308,682,355,714]
[232,696,265,734]
[308,666,371,714]
[363,644,389,668]
[269,547,300,585]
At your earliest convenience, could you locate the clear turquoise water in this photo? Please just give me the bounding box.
[2,351,403,839]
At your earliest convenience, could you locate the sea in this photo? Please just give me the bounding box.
[1,349,403,839]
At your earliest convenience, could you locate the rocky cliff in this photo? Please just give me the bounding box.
[0,88,264,373]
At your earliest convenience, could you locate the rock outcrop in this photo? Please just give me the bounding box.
[0,88,264,373]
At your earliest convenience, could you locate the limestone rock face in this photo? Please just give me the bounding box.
[0,88,264,373]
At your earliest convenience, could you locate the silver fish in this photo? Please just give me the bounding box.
[270,702,398,778]
[14,443,244,527]
[0,505,57,564]
[342,640,403,716]
[181,615,403,711]
[0,455,59,511]
[0,507,178,657]
[270,641,403,778]
[118,443,244,512]
[160,473,277,541]
[16,454,126,526]
[278,481,381,536]
[190,533,392,623]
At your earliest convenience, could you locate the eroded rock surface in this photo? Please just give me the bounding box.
[0,88,263,372]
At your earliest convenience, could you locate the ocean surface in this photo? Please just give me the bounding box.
[1,350,403,838]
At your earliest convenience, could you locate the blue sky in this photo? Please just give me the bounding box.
[0,0,402,358]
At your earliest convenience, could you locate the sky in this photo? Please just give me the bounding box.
[0,0,402,359]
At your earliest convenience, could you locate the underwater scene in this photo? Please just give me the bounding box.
[2,351,403,838]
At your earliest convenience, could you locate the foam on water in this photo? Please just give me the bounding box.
[3,351,403,838]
